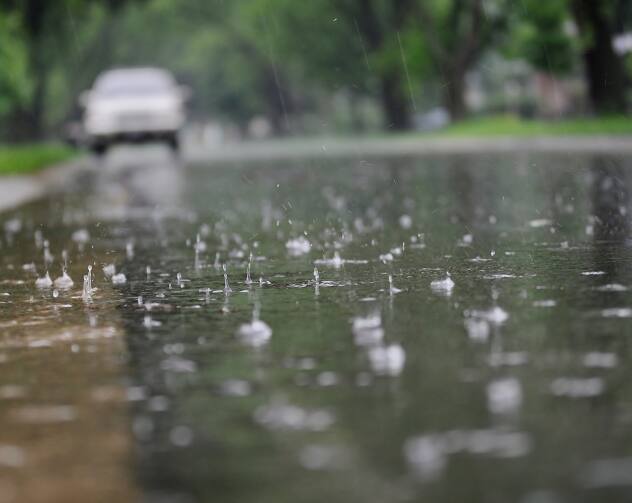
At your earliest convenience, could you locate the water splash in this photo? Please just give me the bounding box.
[313,266,320,295]
[82,265,93,302]
[103,264,116,277]
[54,268,74,289]
[388,275,402,295]
[368,343,406,376]
[143,314,161,329]
[245,253,253,285]
[430,272,455,296]
[223,264,232,294]
[487,378,522,415]
[35,271,53,289]
[286,236,311,256]
[112,273,127,285]
[236,303,272,347]
[352,313,384,346]
[314,252,360,269]
[194,233,207,253]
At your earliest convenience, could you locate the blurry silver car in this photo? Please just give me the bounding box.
[81,67,188,154]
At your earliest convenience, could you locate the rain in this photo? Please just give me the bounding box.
[1,0,632,502]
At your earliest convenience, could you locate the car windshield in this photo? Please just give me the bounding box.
[94,70,174,96]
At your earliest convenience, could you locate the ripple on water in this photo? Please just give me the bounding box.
[599,308,632,318]
[550,377,604,398]
[595,283,628,292]
[352,313,384,346]
[582,352,618,369]
[0,446,26,468]
[10,405,76,423]
[487,378,522,415]
[405,429,531,481]
[368,344,405,376]
[580,457,632,488]
[254,398,334,431]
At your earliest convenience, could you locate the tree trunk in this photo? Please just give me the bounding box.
[9,0,49,141]
[572,0,628,114]
[443,68,467,121]
[381,72,411,130]
[260,65,293,136]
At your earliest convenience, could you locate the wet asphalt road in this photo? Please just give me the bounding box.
[3,144,632,502]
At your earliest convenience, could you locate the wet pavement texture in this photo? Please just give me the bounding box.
[2,147,632,502]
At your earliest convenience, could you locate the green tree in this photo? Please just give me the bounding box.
[511,0,576,75]
[414,0,511,120]
[0,0,138,140]
[570,0,629,114]
[0,12,31,127]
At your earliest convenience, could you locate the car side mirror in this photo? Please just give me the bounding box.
[78,90,92,108]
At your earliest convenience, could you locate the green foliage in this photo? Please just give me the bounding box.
[509,0,576,74]
[0,143,75,174]
[0,0,629,139]
[437,114,632,136]
[0,13,31,117]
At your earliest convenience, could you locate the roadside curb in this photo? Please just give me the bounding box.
[189,135,632,163]
[0,156,88,214]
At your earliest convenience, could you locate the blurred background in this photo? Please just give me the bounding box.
[0,0,631,145]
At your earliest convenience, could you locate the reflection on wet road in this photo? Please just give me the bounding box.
[3,146,632,502]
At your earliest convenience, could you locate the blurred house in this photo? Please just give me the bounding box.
[465,54,587,118]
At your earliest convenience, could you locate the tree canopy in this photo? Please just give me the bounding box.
[0,0,629,141]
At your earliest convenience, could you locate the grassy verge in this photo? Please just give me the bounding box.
[0,144,76,175]
[436,115,632,137]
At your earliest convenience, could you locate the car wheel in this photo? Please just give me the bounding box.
[167,134,179,152]
[91,143,108,156]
